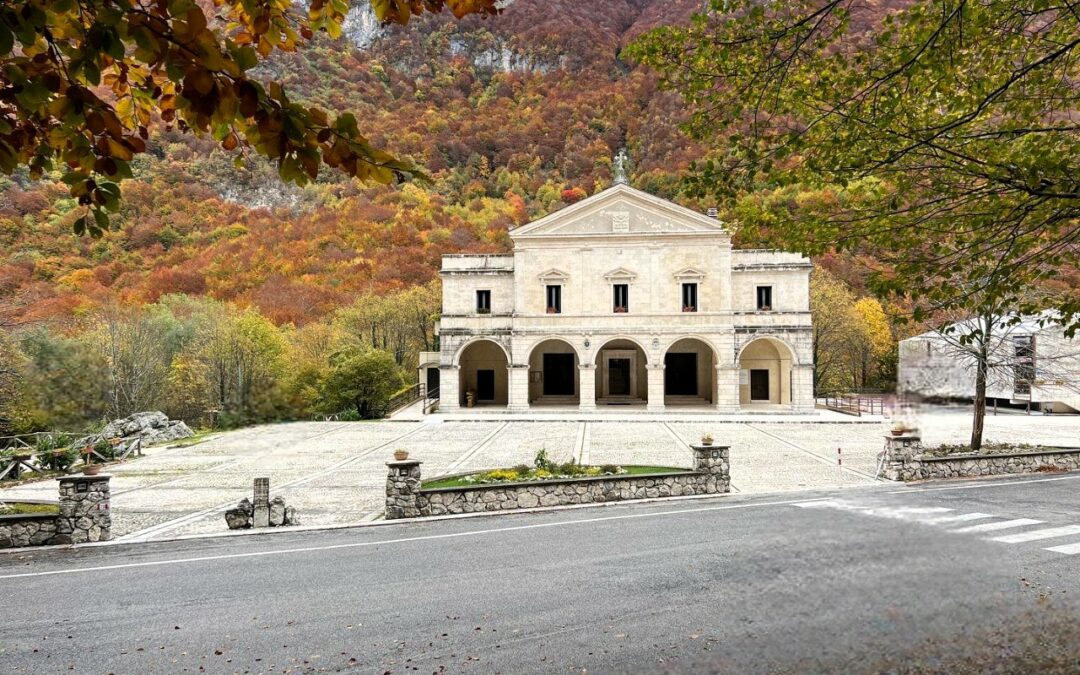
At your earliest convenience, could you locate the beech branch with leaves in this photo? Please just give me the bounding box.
[629,0,1080,330]
[0,0,500,235]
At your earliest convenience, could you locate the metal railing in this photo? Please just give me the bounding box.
[423,387,440,415]
[385,383,425,417]
[816,395,884,417]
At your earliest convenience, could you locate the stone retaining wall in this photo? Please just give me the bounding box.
[881,434,1080,482]
[386,445,730,519]
[0,474,112,548]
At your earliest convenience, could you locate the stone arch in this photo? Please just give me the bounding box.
[663,337,719,405]
[737,337,795,406]
[456,338,510,407]
[526,338,581,404]
[452,337,511,367]
[593,337,650,404]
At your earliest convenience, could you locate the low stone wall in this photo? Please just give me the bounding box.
[386,445,730,519]
[0,474,112,548]
[881,434,1080,481]
[0,512,60,548]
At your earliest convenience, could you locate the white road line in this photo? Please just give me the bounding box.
[443,422,508,474]
[0,496,833,580]
[574,422,587,464]
[990,525,1080,544]
[1045,541,1080,555]
[744,423,878,481]
[118,424,428,542]
[952,518,1043,533]
[887,474,1080,494]
[922,512,996,524]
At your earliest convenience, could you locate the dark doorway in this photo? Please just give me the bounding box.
[750,369,770,401]
[426,368,440,395]
[476,370,495,401]
[608,358,632,396]
[543,354,575,396]
[664,353,698,395]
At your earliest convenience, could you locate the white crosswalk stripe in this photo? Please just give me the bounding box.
[989,524,1080,544]
[921,512,995,524]
[1045,541,1080,555]
[952,518,1043,533]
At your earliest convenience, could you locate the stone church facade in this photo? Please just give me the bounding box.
[430,183,815,413]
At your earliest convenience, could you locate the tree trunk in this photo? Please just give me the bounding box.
[971,341,989,451]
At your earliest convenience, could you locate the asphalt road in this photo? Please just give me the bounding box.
[2,473,1080,674]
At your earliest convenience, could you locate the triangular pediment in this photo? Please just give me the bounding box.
[673,266,707,280]
[537,268,570,282]
[510,183,728,240]
[603,267,637,281]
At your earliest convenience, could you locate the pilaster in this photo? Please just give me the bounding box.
[440,365,460,412]
[508,364,530,412]
[578,364,596,411]
[714,365,740,412]
[646,364,666,412]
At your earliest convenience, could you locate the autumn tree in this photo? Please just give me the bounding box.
[631,0,1080,447]
[0,0,500,235]
[319,347,402,419]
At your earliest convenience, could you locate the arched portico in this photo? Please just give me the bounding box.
[663,337,718,406]
[737,337,795,408]
[593,337,649,406]
[456,339,510,407]
[527,338,580,405]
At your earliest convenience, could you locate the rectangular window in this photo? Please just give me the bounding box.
[545,285,562,314]
[756,286,773,311]
[682,283,698,312]
[476,290,491,314]
[613,284,629,313]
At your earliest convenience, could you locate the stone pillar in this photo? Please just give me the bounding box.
[791,365,816,412]
[385,460,423,519]
[714,365,740,413]
[253,477,270,528]
[578,364,596,411]
[881,433,922,481]
[508,364,530,412]
[439,365,460,412]
[691,444,731,494]
[56,474,112,544]
[646,364,666,412]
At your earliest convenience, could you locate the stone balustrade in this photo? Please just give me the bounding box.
[385,445,730,519]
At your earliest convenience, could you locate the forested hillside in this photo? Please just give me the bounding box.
[0,0,704,326]
[0,1,902,434]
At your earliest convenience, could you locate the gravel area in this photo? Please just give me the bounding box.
[1,409,1074,541]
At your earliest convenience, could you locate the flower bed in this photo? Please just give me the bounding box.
[421,450,685,489]
[921,442,1038,458]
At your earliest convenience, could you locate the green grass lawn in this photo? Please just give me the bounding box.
[423,465,690,489]
[0,502,59,516]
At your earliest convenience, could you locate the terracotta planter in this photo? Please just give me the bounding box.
[82,464,101,476]
[393,449,409,461]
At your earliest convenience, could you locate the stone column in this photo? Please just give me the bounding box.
[385,460,423,519]
[881,433,922,482]
[646,364,666,412]
[691,444,731,494]
[507,364,530,412]
[439,365,460,412]
[714,365,740,413]
[56,474,112,544]
[578,364,596,411]
[791,365,816,412]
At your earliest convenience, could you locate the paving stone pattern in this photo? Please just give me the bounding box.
[0,412,1074,541]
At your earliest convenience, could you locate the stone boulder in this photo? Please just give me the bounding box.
[76,411,194,451]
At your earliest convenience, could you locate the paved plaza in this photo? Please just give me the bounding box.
[0,409,1076,542]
